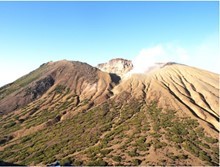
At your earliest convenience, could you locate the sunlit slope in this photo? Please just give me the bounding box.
[0,60,115,114]
[0,95,219,166]
[0,60,219,166]
[113,63,219,131]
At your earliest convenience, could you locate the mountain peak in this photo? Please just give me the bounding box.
[97,58,133,77]
[0,59,219,166]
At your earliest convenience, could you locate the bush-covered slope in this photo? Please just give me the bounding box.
[0,94,218,166]
[0,60,219,166]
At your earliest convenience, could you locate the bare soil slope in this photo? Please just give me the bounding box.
[113,63,219,132]
[0,59,219,166]
[0,60,115,114]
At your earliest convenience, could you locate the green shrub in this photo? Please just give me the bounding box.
[100,149,113,156]
[73,159,82,166]
[153,123,160,131]
[150,132,161,138]
[138,144,149,151]
[195,127,205,137]
[54,85,66,94]
[60,157,72,166]
[21,136,31,143]
[86,145,101,155]
[132,158,142,165]
[87,158,108,166]
[136,137,146,144]
[170,124,188,135]
[153,140,167,149]
[199,142,210,149]
[204,137,218,144]
[188,131,197,140]
[178,154,188,160]
[128,149,139,157]
[183,141,200,156]
[3,121,16,128]
[100,123,112,132]
[112,156,122,162]
[171,135,183,143]
[212,147,219,154]
[184,119,199,128]
[199,151,211,162]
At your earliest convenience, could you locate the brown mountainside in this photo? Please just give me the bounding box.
[0,60,116,114]
[0,59,219,166]
[113,63,219,131]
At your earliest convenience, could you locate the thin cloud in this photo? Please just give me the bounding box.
[130,43,190,74]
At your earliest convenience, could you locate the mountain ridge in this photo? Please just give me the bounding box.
[0,58,219,166]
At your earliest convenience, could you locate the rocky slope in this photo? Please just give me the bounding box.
[0,60,115,114]
[0,59,219,166]
[97,58,133,77]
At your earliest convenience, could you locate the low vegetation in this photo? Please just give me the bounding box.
[0,94,218,166]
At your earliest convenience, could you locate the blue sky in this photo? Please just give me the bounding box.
[0,1,219,86]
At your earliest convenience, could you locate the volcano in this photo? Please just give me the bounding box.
[0,59,219,166]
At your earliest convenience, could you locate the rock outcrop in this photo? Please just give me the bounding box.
[0,59,219,166]
[97,58,133,77]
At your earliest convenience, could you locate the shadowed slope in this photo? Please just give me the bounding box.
[0,60,115,114]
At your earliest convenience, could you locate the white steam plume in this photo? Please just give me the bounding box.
[130,44,190,74]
